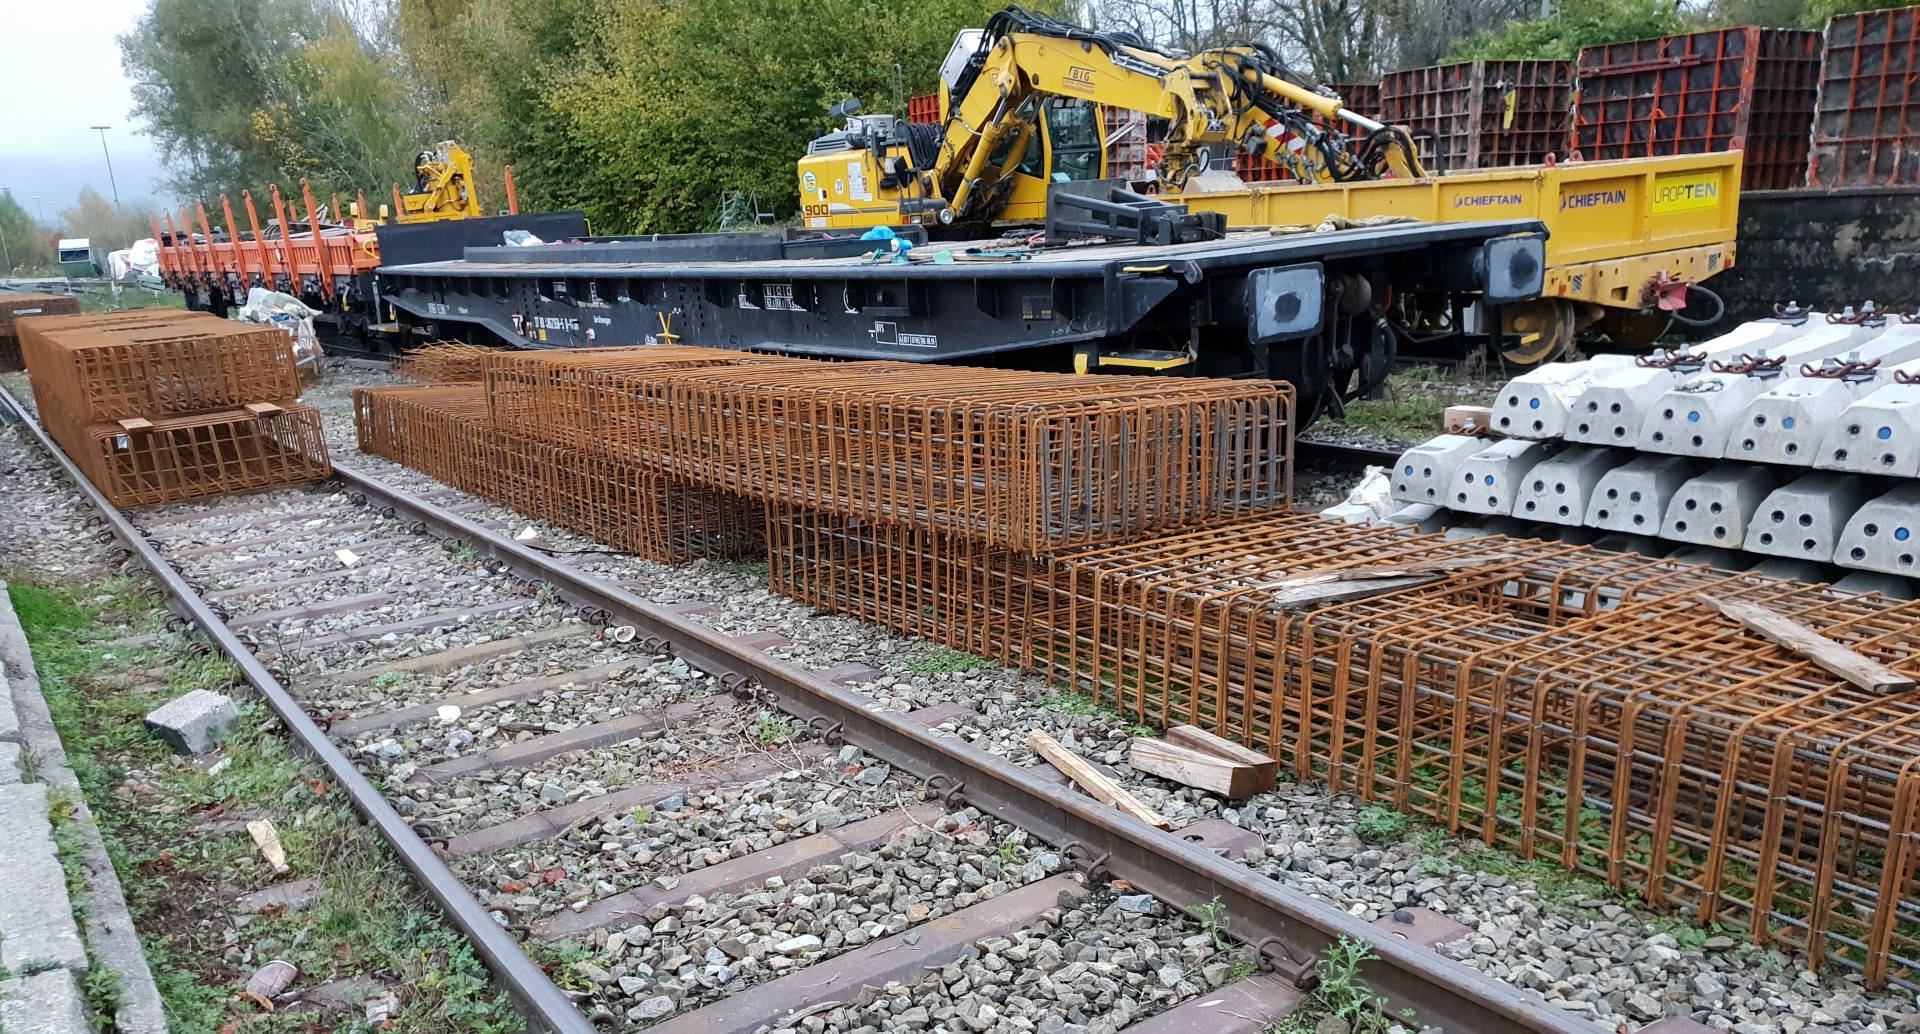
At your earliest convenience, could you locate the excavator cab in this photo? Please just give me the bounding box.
[993,98,1108,222]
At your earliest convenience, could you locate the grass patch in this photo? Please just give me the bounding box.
[7,575,519,1034]
[1328,365,1499,442]
[1037,690,1120,720]
[1270,937,1408,1034]
[904,647,986,676]
[1353,803,1409,845]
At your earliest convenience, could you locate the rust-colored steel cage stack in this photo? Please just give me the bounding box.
[16,310,327,507]
[1380,61,1572,170]
[354,382,763,563]
[1572,27,1823,190]
[73,405,331,509]
[767,506,1920,985]
[393,342,500,385]
[1808,6,1920,188]
[482,346,804,453]
[667,365,1295,552]
[0,293,80,372]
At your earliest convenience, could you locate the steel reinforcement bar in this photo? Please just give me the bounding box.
[1,382,1592,1034]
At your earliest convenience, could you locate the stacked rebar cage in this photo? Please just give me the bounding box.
[0,293,81,372]
[18,310,330,507]
[359,342,1920,986]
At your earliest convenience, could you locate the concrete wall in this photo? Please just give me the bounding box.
[1712,187,1920,325]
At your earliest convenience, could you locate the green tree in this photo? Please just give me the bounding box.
[1447,0,1687,61]
[0,193,56,274]
[406,0,1014,234]
[56,187,158,255]
[122,0,417,203]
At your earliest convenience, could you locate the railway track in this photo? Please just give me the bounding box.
[0,379,1606,1034]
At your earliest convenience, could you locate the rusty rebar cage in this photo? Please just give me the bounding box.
[25,324,301,424]
[0,293,81,372]
[668,364,1295,551]
[354,384,763,563]
[17,311,327,506]
[74,404,332,508]
[766,506,1920,984]
[393,342,501,385]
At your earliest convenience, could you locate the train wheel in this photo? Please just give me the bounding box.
[1499,299,1578,365]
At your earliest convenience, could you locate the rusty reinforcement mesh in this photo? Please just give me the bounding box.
[22,322,301,426]
[354,384,762,563]
[0,293,81,372]
[766,507,1920,987]
[16,310,327,507]
[75,404,332,509]
[393,342,502,385]
[475,348,1295,552]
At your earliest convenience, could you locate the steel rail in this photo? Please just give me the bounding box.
[332,461,1593,1034]
[1295,437,1406,472]
[0,385,594,1034]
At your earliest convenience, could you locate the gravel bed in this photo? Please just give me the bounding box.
[458,747,914,918]
[275,601,576,678]
[812,886,1224,1034]
[349,655,701,769]
[390,696,750,835]
[526,806,1091,1025]
[305,622,621,713]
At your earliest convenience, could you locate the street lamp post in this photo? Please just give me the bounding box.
[90,125,121,209]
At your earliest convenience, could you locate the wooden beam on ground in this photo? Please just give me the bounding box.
[1163,725,1278,793]
[1128,737,1262,798]
[1027,729,1171,830]
[1698,594,1915,694]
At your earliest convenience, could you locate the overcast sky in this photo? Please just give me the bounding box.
[1,0,167,225]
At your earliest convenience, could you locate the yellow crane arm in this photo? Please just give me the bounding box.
[929,12,1426,222]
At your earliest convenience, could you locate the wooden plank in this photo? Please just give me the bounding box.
[1699,594,1915,694]
[1027,729,1171,830]
[244,402,285,415]
[1257,555,1519,609]
[117,417,153,431]
[1164,725,1278,793]
[1256,554,1516,592]
[1444,404,1495,436]
[1128,737,1261,798]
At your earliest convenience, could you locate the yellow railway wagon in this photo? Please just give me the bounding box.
[1172,151,1742,359]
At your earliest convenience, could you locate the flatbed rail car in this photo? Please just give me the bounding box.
[374,217,1547,425]
[1172,152,1743,361]
[152,204,588,333]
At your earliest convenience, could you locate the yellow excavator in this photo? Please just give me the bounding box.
[798,6,1742,364]
[344,141,487,230]
[798,6,1424,231]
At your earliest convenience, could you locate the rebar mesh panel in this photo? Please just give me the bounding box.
[75,404,331,508]
[393,342,500,385]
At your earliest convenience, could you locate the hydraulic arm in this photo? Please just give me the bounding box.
[798,5,1427,231]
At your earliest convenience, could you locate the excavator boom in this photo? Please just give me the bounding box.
[797,5,1426,232]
